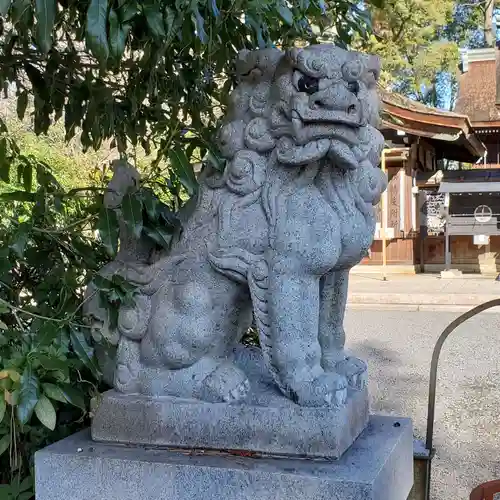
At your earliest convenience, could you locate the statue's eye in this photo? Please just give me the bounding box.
[347,81,360,95]
[297,75,319,94]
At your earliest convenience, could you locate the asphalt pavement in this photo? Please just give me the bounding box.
[345,309,500,499]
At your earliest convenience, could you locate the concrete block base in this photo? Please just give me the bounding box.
[35,416,413,500]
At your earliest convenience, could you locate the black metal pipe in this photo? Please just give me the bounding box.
[424,298,500,500]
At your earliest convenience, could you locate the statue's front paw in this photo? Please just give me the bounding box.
[115,363,140,393]
[117,295,151,341]
[199,362,251,404]
[335,356,367,391]
[291,372,348,408]
[114,338,141,394]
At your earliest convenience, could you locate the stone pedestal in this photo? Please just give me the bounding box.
[36,348,413,499]
[91,348,369,459]
[35,416,413,500]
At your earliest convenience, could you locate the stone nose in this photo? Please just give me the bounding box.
[309,84,360,116]
[309,83,362,120]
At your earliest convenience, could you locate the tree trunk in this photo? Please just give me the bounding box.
[484,0,495,47]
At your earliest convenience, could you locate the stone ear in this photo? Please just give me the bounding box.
[361,54,381,86]
[236,49,251,63]
[235,49,253,77]
[367,55,381,79]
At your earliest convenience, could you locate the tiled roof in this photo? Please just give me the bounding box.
[380,90,467,120]
[379,89,486,162]
[455,57,500,124]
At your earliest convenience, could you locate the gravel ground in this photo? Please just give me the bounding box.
[345,309,500,500]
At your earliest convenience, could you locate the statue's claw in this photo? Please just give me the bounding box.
[114,338,141,393]
[225,379,251,403]
[335,356,368,391]
[290,372,348,408]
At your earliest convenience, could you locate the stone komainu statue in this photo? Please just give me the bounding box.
[85,44,387,408]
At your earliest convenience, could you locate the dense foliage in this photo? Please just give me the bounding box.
[0,130,183,498]
[357,0,458,103]
[0,0,377,177]
[0,133,107,497]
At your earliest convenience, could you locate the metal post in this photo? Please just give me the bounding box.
[444,223,450,271]
[444,193,451,271]
[381,149,387,281]
[424,298,500,500]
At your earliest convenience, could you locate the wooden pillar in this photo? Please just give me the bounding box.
[381,150,387,281]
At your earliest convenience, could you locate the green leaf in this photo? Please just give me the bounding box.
[0,369,20,383]
[92,274,113,292]
[108,9,131,60]
[111,273,136,293]
[141,188,159,221]
[0,434,9,457]
[119,0,136,22]
[165,6,177,44]
[42,383,67,403]
[22,162,32,192]
[17,90,28,120]
[143,3,165,37]
[5,389,19,406]
[142,223,172,249]
[18,475,34,493]
[121,191,143,239]
[0,137,9,183]
[24,64,48,101]
[9,223,31,259]
[59,384,85,409]
[35,0,57,54]
[17,364,40,425]
[70,329,100,377]
[0,0,11,16]
[34,394,56,430]
[278,3,294,25]
[0,191,36,202]
[97,206,119,256]
[168,147,197,196]
[36,322,61,346]
[18,492,34,500]
[0,397,5,423]
[86,0,109,63]
[11,0,30,25]
[35,354,68,374]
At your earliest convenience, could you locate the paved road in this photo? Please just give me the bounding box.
[344,309,500,500]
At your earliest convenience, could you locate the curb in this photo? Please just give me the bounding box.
[348,293,498,306]
[346,303,500,314]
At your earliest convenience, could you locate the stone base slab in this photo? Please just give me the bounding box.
[35,416,413,500]
[91,348,369,459]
